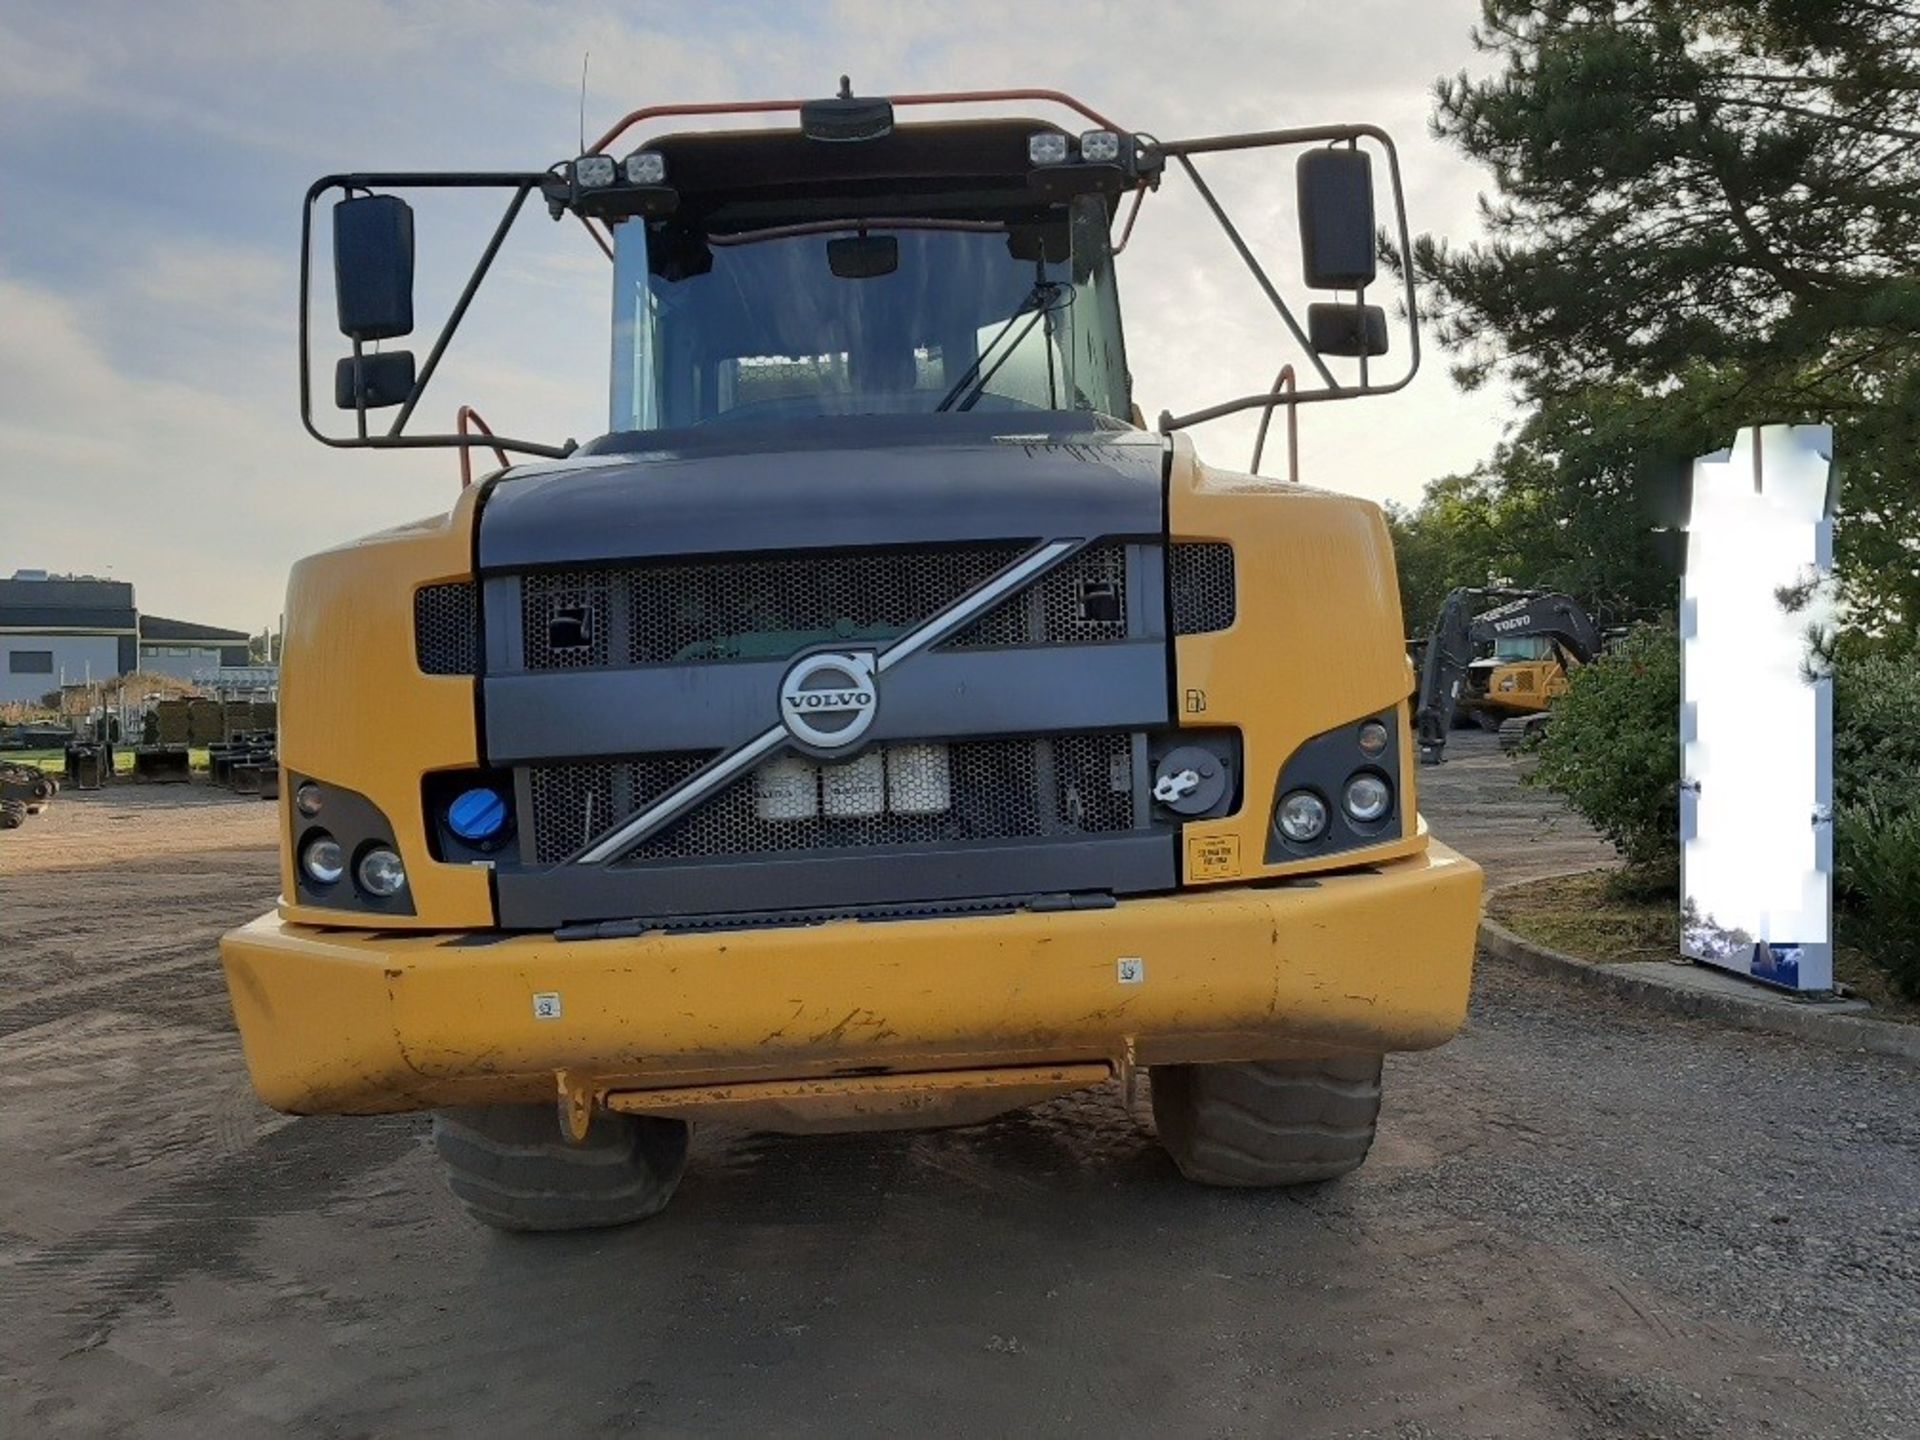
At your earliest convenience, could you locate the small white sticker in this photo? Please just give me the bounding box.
[532,992,562,1020]
[1117,957,1145,985]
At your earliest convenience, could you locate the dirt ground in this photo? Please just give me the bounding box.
[3,734,1915,1439]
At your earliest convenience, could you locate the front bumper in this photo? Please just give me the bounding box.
[220,840,1481,1117]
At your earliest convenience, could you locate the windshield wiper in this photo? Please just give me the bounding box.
[934,281,1071,413]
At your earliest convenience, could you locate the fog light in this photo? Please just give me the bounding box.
[1079,129,1120,163]
[447,786,508,842]
[1276,790,1328,844]
[574,154,616,187]
[1028,131,1070,165]
[623,150,666,185]
[1357,720,1389,757]
[357,846,407,897]
[301,832,345,885]
[1343,772,1393,824]
[294,782,325,817]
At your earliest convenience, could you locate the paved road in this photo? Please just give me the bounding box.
[2,736,1914,1438]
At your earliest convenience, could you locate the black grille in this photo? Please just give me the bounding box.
[522,569,614,670]
[1171,543,1235,635]
[414,582,477,675]
[526,734,1136,866]
[518,542,1134,670]
[944,543,1130,647]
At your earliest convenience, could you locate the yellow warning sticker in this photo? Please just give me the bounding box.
[1187,833,1242,880]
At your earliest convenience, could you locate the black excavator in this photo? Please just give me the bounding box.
[1413,589,1602,764]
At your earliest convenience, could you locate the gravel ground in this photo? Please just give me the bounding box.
[1,735,1913,1438]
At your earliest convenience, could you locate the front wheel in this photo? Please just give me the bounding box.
[431,1105,689,1232]
[1151,1054,1383,1187]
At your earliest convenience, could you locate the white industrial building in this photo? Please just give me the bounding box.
[0,569,251,704]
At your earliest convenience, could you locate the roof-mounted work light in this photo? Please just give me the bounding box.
[622,150,667,185]
[572,154,616,188]
[1027,131,1070,166]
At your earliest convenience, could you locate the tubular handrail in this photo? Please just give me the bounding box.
[457,406,510,488]
[588,88,1124,158]
[1249,366,1298,482]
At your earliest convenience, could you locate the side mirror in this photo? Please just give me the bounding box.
[1308,302,1388,357]
[1296,149,1376,291]
[335,351,417,410]
[333,194,415,341]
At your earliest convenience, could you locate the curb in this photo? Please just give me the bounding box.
[1477,895,1920,1067]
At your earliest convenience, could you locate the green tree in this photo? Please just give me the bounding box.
[1402,0,1920,644]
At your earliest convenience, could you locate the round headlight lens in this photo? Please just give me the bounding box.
[357,846,408,897]
[1357,720,1389,757]
[1275,789,1329,844]
[294,782,325,817]
[301,833,345,886]
[1344,772,1394,824]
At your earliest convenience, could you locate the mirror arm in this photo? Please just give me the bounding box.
[299,172,569,461]
[387,183,534,437]
[1174,154,1338,390]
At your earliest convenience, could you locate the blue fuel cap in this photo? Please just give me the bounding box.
[448,787,509,842]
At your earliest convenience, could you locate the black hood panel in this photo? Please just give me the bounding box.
[477,415,1166,570]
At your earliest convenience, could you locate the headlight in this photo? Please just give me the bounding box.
[356,846,407,897]
[1343,772,1393,824]
[294,782,325,817]
[1275,790,1329,844]
[1357,720,1389,757]
[301,833,345,885]
[1079,129,1121,163]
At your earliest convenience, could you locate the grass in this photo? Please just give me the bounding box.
[1489,867,1920,1023]
[3,746,213,776]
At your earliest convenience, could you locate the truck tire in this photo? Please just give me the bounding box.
[1150,1054,1383,1187]
[431,1105,689,1232]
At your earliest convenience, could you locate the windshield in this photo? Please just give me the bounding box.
[1490,637,1554,661]
[610,195,1128,432]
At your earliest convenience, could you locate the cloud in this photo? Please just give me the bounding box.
[0,0,1516,626]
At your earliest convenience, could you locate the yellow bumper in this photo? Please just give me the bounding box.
[220,841,1481,1116]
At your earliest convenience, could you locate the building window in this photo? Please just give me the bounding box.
[9,650,54,674]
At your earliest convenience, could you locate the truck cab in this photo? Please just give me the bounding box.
[222,90,1482,1230]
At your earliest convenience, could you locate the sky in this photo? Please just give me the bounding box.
[0,0,1517,631]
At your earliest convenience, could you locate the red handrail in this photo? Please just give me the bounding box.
[588,88,1124,158]
[457,406,511,489]
[1249,366,1298,482]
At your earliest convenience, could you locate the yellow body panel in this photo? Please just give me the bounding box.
[276,490,490,928]
[220,838,1480,1118]
[1474,658,1568,718]
[231,430,1484,1130]
[1167,438,1423,882]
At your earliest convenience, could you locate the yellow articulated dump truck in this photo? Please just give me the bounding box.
[221,86,1482,1230]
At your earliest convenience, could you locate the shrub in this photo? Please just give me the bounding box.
[1835,802,1920,1000]
[1833,648,1920,816]
[1528,622,1680,870]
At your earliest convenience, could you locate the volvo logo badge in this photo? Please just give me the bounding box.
[778,650,879,751]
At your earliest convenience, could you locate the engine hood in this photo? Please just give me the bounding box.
[476,414,1167,570]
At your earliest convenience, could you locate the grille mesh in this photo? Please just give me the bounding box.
[1170,543,1236,635]
[414,582,477,675]
[519,542,1135,670]
[526,734,1136,865]
[944,544,1130,648]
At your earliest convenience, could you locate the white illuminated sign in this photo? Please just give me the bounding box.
[1680,424,1834,991]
